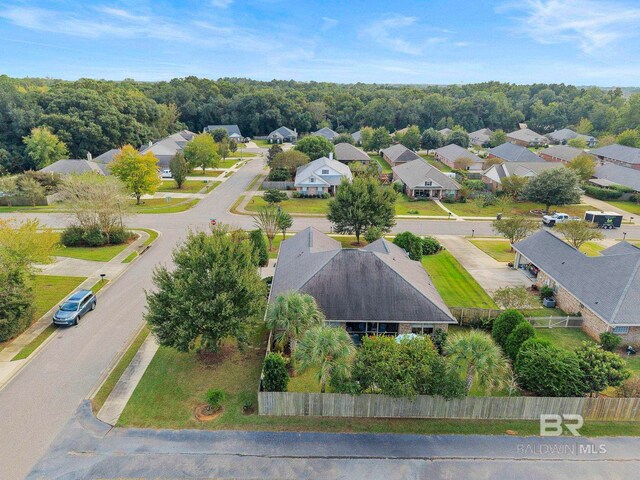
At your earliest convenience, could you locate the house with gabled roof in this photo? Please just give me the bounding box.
[506,128,548,147]
[393,159,461,199]
[380,144,421,167]
[547,128,596,147]
[592,162,640,193]
[203,124,245,141]
[591,144,640,170]
[138,130,196,169]
[487,142,541,163]
[513,230,640,342]
[294,154,352,196]
[334,142,371,164]
[434,144,483,173]
[538,145,591,164]
[267,126,298,144]
[482,161,562,192]
[40,159,108,176]
[469,128,493,147]
[351,130,362,145]
[438,128,452,138]
[312,127,339,142]
[270,227,457,341]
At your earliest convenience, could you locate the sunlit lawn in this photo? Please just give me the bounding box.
[395,195,449,216]
[245,195,329,214]
[598,200,640,216]
[189,169,225,177]
[158,180,210,194]
[32,275,86,318]
[371,154,392,174]
[219,159,240,168]
[469,239,514,262]
[50,233,136,262]
[421,155,453,172]
[579,241,605,257]
[131,198,200,213]
[446,201,594,218]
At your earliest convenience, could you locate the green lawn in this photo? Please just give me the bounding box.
[230,152,257,158]
[446,201,593,218]
[219,159,240,169]
[0,205,58,213]
[469,239,514,262]
[245,195,329,215]
[287,367,327,393]
[253,139,272,148]
[268,233,363,258]
[580,242,605,257]
[131,198,200,214]
[395,195,449,216]
[11,325,56,361]
[535,327,593,351]
[122,251,137,263]
[157,180,210,194]
[33,275,86,318]
[421,251,497,308]
[136,228,159,247]
[604,200,640,216]
[422,155,454,172]
[51,233,136,262]
[371,154,392,174]
[189,169,225,178]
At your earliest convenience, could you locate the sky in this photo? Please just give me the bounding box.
[1,0,640,86]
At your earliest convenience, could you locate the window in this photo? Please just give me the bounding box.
[322,169,329,174]
[424,181,432,186]
[309,177,315,182]
[302,187,307,192]
[411,324,435,335]
[613,326,629,335]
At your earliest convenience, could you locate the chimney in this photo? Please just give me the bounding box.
[329,151,334,161]
[87,152,92,161]
[149,141,153,148]
[294,128,297,133]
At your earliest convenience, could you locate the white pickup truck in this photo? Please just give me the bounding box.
[541,213,579,226]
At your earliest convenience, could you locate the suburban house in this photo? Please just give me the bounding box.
[433,144,483,174]
[351,130,362,145]
[482,161,561,192]
[506,128,548,147]
[269,227,458,342]
[538,145,590,163]
[469,128,493,147]
[547,128,596,147]
[487,142,541,163]
[393,159,461,199]
[267,126,298,144]
[438,128,452,138]
[592,162,640,193]
[140,130,195,169]
[93,148,121,166]
[40,159,108,176]
[513,230,640,343]
[334,142,371,165]
[380,144,422,167]
[293,154,353,196]
[591,144,640,170]
[312,127,339,142]
[204,124,246,141]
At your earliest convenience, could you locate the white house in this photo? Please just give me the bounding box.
[294,154,353,196]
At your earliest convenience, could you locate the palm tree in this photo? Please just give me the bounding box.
[265,292,324,352]
[276,210,293,240]
[445,330,510,394]
[294,325,354,393]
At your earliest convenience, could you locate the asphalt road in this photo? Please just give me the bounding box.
[1,155,640,478]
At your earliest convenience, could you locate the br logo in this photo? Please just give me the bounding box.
[540,414,584,436]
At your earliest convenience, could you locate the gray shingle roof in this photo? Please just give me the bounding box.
[484,161,561,183]
[392,159,461,191]
[270,228,456,324]
[294,156,352,186]
[434,144,483,166]
[514,230,640,326]
[334,142,371,162]
[538,145,588,163]
[93,148,121,165]
[268,126,297,139]
[312,127,339,141]
[204,124,242,137]
[487,142,541,162]
[469,128,493,145]
[438,128,452,137]
[594,163,640,192]
[547,128,595,144]
[591,144,640,165]
[381,144,422,164]
[507,128,547,144]
[40,159,107,176]
[351,130,361,143]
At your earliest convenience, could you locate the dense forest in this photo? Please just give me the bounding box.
[1,75,640,172]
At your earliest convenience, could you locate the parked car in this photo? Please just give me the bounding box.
[161,169,172,179]
[542,212,579,226]
[52,290,96,326]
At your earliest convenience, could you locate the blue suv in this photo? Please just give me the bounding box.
[53,290,97,326]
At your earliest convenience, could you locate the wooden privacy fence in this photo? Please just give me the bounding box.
[259,392,640,421]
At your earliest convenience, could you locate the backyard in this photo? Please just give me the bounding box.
[370,154,392,174]
[421,155,454,172]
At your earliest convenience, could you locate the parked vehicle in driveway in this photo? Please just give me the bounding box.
[161,169,172,179]
[542,212,579,226]
[52,290,96,326]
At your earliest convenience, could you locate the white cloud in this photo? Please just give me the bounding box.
[321,17,338,31]
[498,0,640,53]
[211,0,234,7]
[360,15,447,55]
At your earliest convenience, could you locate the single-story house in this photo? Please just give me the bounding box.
[592,163,640,193]
[506,128,548,147]
[433,144,483,173]
[204,124,246,141]
[487,142,541,163]
[513,230,640,343]
[538,145,591,163]
[482,161,561,192]
[139,130,196,169]
[469,128,493,147]
[380,144,421,167]
[438,128,452,138]
[351,130,362,145]
[267,126,297,143]
[312,127,339,142]
[40,159,108,176]
[392,159,461,199]
[270,227,458,341]
[591,144,640,170]
[294,153,352,196]
[92,148,121,167]
[334,142,371,164]
[547,128,596,147]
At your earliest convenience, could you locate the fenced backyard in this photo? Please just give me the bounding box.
[449,307,583,329]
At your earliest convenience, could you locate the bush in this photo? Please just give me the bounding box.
[267,168,290,181]
[364,226,383,243]
[599,332,622,352]
[441,195,456,204]
[620,377,640,397]
[237,391,255,412]
[60,225,85,247]
[576,342,630,395]
[321,192,330,199]
[492,309,526,348]
[0,267,34,342]
[291,191,302,198]
[515,341,586,396]
[429,329,448,355]
[263,189,288,204]
[82,226,108,247]
[504,322,535,361]
[421,236,441,255]
[205,388,225,411]
[262,352,289,392]
[540,285,554,300]
[108,227,134,245]
[583,184,624,201]
[393,231,423,261]
[392,182,405,194]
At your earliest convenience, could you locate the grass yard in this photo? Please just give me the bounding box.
[535,327,593,351]
[131,198,200,214]
[157,180,210,194]
[421,155,454,172]
[33,275,86,318]
[122,251,137,263]
[469,239,514,262]
[11,325,57,361]
[189,169,225,178]
[230,152,258,158]
[287,367,327,393]
[603,200,640,216]
[580,241,605,257]
[395,195,449,216]
[245,195,329,215]
[0,205,58,213]
[253,139,272,148]
[445,201,593,218]
[51,232,136,262]
[219,159,240,169]
[268,234,363,258]
[421,251,497,308]
[371,154,392,174]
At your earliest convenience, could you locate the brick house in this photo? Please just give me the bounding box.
[433,143,484,175]
[487,142,541,163]
[380,144,422,167]
[538,145,590,163]
[269,227,457,343]
[334,142,371,165]
[591,144,640,171]
[393,159,461,199]
[506,128,548,147]
[513,231,640,344]
[482,161,561,192]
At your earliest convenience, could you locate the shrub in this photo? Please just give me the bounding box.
[421,236,441,255]
[267,167,290,181]
[205,388,225,411]
[392,182,405,194]
[575,342,630,395]
[237,391,256,412]
[429,329,448,355]
[0,267,34,342]
[291,191,302,198]
[82,226,108,247]
[364,226,383,243]
[582,184,624,201]
[441,195,456,204]
[60,225,85,247]
[108,227,134,245]
[599,332,622,352]
[321,192,330,199]
[504,321,535,361]
[492,309,526,348]
[393,231,423,261]
[515,341,586,396]
[539,285,554,300]
[620,377,640,397]
[262,352,289,392]
[263,189,288,204]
